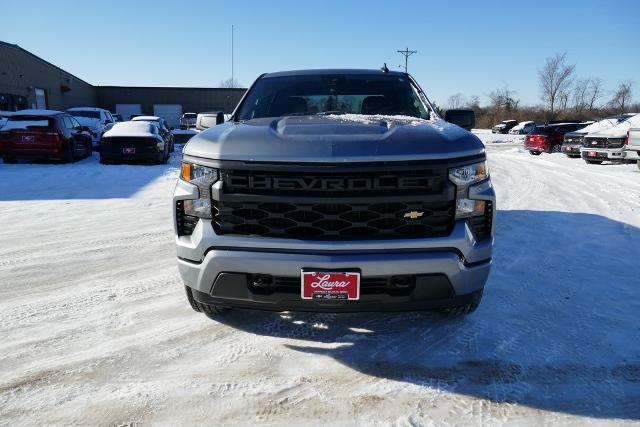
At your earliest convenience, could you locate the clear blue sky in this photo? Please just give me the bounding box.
[2,0,638,107]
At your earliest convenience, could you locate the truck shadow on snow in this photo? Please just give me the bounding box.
[0,147,184,201]
[214,210,640,420]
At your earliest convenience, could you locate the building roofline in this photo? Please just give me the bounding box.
[95,86,247,90]
[0,40,93,86]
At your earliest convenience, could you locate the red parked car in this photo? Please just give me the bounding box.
[0,110,92,163]
[524,123,587,155]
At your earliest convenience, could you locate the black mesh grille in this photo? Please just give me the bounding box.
[469,201,493,241]
[212,165,456,240]
[176,200,198,236]
[213,200,454,240]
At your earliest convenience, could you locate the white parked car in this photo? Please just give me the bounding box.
[623,125,640,169]
[508,121,536,135]
[180,112,197,129]
[581,113,640,164]
[66,107,116,149]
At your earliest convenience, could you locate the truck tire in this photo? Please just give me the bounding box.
[185,286,229,318]
[585,160,603,165]
[529,150,541,156]
[436,289,483,316]
[62,143,75,163]
[3,156,17,164]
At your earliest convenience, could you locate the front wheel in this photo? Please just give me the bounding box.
[551,144,562,153]
[529,150,541,156]
[185,286,230,319]
[585,160,603,165]
[3,156,17,164]
[63,143,75,163]
[436,289,483,316]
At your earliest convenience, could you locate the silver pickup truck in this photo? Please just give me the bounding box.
[624,126,640,169]
[582,113,640,164]
[174,69,495,317]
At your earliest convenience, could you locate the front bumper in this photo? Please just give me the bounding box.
[580,147,625,160]
[173,176,495,312]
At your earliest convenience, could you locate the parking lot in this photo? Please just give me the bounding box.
[1,134,638,425]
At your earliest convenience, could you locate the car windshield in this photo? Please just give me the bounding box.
[236,74,431,120]
[184,113,197,119]
[69,110,100,119]
[1,116,54,131]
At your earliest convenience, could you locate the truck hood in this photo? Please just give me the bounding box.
[183,115,485,162]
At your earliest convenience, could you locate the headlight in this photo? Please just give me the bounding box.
[180,162,219,218]
[449,161,489,219]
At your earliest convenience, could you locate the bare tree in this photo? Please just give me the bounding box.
[608,80,634,113]
[587,77,605,111]
[538,52,575,116]
[488,86,519,113]
[572,78,591,114]
[447,93,465,109]
[219,77,242,88]
[467,95,481,110]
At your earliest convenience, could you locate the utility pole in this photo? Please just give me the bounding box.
[397,47,417,73]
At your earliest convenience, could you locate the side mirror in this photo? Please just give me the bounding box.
[444,109,476,131]
[216,112,225,125]
[104,120,112,125]
[169,126,174,131]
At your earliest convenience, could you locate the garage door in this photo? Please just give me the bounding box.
[116,104,142,120]
[153,104,182,129]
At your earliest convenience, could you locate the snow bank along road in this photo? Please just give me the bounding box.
[1,134,639,426]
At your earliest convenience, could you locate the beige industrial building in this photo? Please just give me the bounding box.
[0,41,246,127]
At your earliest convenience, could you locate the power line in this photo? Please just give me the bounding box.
[397,47,417,73]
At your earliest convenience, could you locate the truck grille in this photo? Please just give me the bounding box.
[212,164,456,240]
[583,137,626,149]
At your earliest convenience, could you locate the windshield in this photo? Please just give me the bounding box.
[1,116,55,131]
[236,74,431,121]
[69,110,100,119]
[183,113,197,119]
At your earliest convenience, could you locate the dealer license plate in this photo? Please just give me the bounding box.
[301,270,360,300]
[588,151,597,157]
[123,147,136,154]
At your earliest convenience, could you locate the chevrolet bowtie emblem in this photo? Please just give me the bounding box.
[403,211,424,219]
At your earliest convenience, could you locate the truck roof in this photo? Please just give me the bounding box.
[263,69,407,78]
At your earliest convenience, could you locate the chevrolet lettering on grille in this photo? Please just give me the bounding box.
[224,174,435,191]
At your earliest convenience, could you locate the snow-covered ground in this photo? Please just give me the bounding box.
[1,135,639,426]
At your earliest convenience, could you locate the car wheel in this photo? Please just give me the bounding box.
[3,156,17,164]
[99,156,110,165]
[185,286,230,318]
[64,143,75,163]
[585,160,603,165]
[529,150,541,156]
[436,289,483,316]
[551,144,562,153]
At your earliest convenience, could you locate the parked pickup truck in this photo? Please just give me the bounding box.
[624,127,640,169]
[174,69,495,317]
[582,113,640,164]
